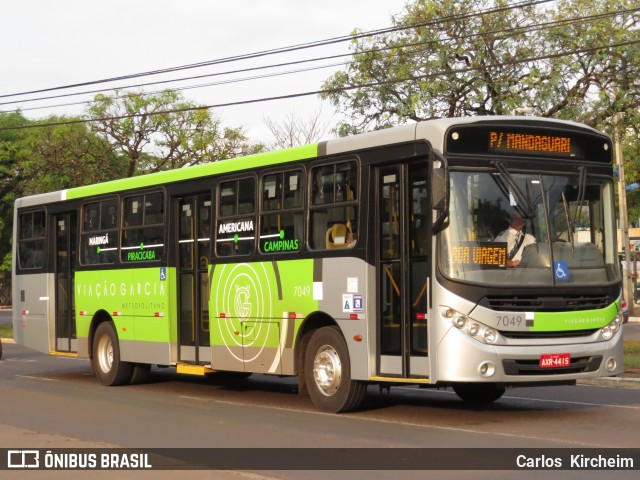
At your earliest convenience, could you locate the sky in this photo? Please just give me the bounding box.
[1,0,409,144]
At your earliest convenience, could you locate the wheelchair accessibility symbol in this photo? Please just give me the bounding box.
[554,261,569,281]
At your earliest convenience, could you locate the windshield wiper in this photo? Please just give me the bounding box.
[561,166,587,254]
[491,161,535,217]
[572,166,587,231]
[562,191,575,254]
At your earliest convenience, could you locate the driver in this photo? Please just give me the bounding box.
[495,212,536,267]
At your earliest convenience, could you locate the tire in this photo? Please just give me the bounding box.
[129,363,152,385]
[92,322,133,386]
[304,326,366,413]
[452,383,506,404]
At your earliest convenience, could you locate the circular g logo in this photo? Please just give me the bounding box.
[234,285,252,318]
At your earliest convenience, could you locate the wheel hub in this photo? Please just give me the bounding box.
[313,344,342,396]
[97,335,113,373]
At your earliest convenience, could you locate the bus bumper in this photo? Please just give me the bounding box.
[435,327,624,384]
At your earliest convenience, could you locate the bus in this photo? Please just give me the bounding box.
[12,116,625,412]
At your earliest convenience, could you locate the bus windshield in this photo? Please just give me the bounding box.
[440,169,620,286]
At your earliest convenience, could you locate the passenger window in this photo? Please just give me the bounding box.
[260,171,304,254]
[121,192,165,262]
[310,161,358,250]
[18,210,46,270]
[81,199,119,265]
[217,178,256,256]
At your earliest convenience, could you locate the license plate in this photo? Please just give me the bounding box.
[539,353,570,368]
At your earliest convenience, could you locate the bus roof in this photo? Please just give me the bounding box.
[15,116,605,207]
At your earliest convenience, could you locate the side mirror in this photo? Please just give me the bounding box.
[431,152,449,234]
[432,166,446,210]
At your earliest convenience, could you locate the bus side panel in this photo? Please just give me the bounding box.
[13,273,52,354]
[129,266,175,365]
[75,267,174,365]
[316,257,371,382]
[209,259,320,374]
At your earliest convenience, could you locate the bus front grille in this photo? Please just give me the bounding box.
[482,294,612,312]
[501,329,599,339]
[502,356,602,376]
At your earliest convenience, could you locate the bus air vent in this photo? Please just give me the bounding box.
[481,294,611,312]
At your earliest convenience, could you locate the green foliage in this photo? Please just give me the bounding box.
[22,117,126,195]
[322,0,640,135]
[1,92,265,276]
[0,112,32,274]
[624,341,640,370]
[88,90,265,177]
[0,112,127,274]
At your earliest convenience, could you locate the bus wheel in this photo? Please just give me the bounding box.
[129,363,152,385]
[304,326,366,413]
[452,383,506,403]
[92,322,132,386]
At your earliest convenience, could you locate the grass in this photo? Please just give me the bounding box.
[623,340,640,371]
[0,323,11,339]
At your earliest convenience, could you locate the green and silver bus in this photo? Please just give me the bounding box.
[12,116,624,412]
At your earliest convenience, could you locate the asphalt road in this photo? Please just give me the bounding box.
[1,342,639,479]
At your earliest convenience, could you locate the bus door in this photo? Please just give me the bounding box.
[54,212,77,353]
[377,162,430,377]
[176,195,212,363]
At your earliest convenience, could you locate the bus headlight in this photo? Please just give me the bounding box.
[483,328,498,344]
[453,315,467,329]
[599,316,623,341]
[468,323,480,336]
[442,306,502,345]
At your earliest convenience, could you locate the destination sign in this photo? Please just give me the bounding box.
[450,242,506,269]
[488,131,571,155]
[445,124,613,163]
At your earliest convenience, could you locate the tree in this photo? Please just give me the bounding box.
[22,118,125,195]
[264,109,331,149]
[0,112,31,274]
[88,90,264,176]
[321,0,639,135]
[0,112,125,275]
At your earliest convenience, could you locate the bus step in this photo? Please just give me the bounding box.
[369,376,430,384]
[176,364,215,376]
[50,350,78,358]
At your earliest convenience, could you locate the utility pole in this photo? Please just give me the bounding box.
[615,110,635,315]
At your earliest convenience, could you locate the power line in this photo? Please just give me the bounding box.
[3,61,346,114]
[0,0,554,100]
[2,3,635,114]
[2,38,637,132]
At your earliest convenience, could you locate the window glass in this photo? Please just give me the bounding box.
[81,199,119,265]
[217,178,256,256]
[238,177,256,215]
[124,195,144,227]
[440,171,619,285]
[309,161,358,250]
[100,199,119,230]
[18,211,46,269]
[260,170,304,254]
[284,171,303,209]
[121,192,165,262]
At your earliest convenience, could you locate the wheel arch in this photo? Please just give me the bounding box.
[88,309,115,359]
[294,310,338,373]
[293,310,339,397]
